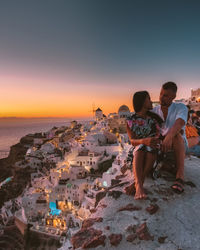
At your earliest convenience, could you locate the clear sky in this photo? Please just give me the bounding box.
[1,0,200,118]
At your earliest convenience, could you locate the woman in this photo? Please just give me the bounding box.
[126,91,163,199]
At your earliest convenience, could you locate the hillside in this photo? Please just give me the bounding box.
[69,156,200,250]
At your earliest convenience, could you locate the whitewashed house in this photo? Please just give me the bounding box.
[40,142,55,154]
[69,150,102,171]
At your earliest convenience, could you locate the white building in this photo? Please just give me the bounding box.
[50,169,60,186]
[31,176,52,190]
[68,165,89,180]
[95,108,103,121]
[22,192,41,218]
[40,142,56,154]
[69,150,102,171]
[50,180,89,210]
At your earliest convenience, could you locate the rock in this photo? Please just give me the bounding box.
[118,181,130,187]
[108,234,122,246]
[82,235,106,249]
[108,190,123,200]
[118,203,142,212]
[154,187,174,196]
[20,135,34,145]
[90,208,97,213]
[115,174,125,180]
[184,181,196,188]
[138,232,154,241]
[146,204,159,214]
[82,217,103,229]
[136,223,154,241]
[95,191,107,207]
[71,228,105,249]
[125,225,137,233]
[124,183,136,196]
[8,143,28,163]
[126,234,137,242]
[0,224,25,249]
[136,223,147,235]
[111,179,121,186]
[108,181,130,190]
[105,226,110,230]
[145,189,153,195]
[150,198,158,202]
[158,236,168,244]
[121,164,128,174]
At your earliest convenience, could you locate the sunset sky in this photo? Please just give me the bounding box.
[1,1,200,118]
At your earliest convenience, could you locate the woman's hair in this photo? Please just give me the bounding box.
[133,91,163,125]
[147,111,163,125]
[133,91,149,112]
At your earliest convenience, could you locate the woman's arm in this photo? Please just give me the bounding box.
[126,123,159,148]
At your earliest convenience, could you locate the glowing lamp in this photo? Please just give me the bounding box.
[103,181,108,187]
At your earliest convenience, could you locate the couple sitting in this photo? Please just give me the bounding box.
[126,81,188,199]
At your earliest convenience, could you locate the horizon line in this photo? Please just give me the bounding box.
[0,116,92,119]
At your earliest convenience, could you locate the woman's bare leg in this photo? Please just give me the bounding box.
[142,152,157,183]
[133,150,146,199]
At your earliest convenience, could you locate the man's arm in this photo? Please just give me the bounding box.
[167,118,185,138]
[162,119,186,153]
[162,103,188,153]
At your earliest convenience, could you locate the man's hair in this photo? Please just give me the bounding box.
[162,81,177,93]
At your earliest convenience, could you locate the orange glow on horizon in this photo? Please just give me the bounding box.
[0,73,191,118]
[0,75,134,118]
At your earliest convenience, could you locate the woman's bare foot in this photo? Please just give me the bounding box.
[134,186,147,200]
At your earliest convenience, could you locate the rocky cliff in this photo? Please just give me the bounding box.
[0,134,37,208]
[70,156,200,250]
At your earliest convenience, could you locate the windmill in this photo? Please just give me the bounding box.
[89,103,96,119]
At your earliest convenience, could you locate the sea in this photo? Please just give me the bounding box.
[0,117,89,158]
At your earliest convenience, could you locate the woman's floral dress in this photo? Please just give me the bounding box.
[126,113,161,156]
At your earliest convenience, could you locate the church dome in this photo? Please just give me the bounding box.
[118,105,130,113]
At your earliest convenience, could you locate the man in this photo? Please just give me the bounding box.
[153,82,188,193]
